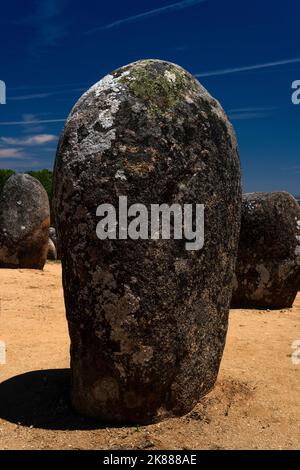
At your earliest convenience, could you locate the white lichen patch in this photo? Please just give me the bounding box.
[185,94,194,104]
[75,69,139,158]
[164,70,176,83]
[114,169,127,181]
[245,201,256,212]
[79,129,117,157]
[92,74,118,97]
[93,70,133,97]
[118,70,130,78]
[98,98,120,129]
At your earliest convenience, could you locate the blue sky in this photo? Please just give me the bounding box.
[0,0,299,194]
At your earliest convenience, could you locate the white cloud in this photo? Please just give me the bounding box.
[86,0,206,33]
[227,106,277,113]
[10,93,51,101]
[226,106,277,121]
[228,112,273,121]
[1,134,58,146]
[196,57,300,78]
[0,118,65,126]
[10,87,85,101]
[0,148,26,158]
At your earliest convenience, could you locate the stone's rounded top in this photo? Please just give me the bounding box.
[58,59,237,166]
[239,191,300,261]
[243,191,298,203]
[0,173,50,242]
[75,59,208,112]
[1,172,47,197]
[242,191,300,216]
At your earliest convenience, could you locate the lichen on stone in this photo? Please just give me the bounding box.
[53,59,242,424]
[118,61,195,116]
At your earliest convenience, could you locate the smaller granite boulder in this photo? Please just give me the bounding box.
[0,173,50,269]
[232,192,300,308]
[49,226,60,259]
[47,238,57,260]
[49,227,57,245]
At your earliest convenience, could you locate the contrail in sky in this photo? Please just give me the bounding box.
[196,57,300,77]
[86,0,207,34]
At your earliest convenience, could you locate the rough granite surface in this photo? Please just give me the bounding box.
[50,226,60,259]
[53,60,242,423]
[47,238,57,260]
[232,192,300,308]
[0,173,50,270]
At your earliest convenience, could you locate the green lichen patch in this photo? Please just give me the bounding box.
[119,63,195,116]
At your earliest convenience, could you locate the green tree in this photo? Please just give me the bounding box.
[28,169,52,199]
[0,169,15,193]
[28,169,54,224]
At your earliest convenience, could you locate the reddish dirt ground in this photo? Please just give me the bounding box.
[0,262,299,450]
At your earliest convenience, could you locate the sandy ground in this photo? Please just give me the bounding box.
[0,262,299,450]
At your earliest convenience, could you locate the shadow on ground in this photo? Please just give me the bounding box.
[0,369,106,430]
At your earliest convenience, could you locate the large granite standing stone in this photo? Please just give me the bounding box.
[53,60,242,423]
[232,192,300,308]
[0,174,50,269]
